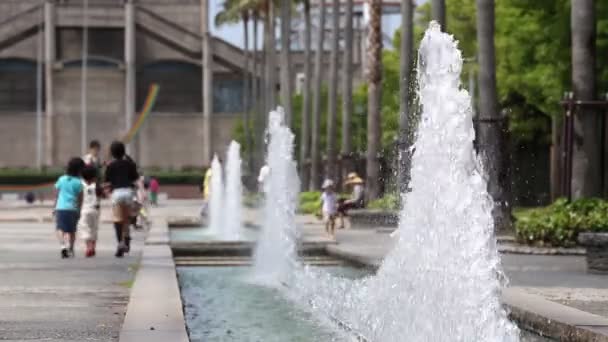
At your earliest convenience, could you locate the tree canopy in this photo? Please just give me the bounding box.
[235,0,608,158]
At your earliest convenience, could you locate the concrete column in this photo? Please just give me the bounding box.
[125,1,136,157]
[44,1,55,167]
[201,0,213,165]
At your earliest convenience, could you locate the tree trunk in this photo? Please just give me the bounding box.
[571,0,600,198]
[366,0,382,200]
[300,0,312,190]
[432,0,446,31]
[326,0,339,182]
[311,0,326,190]
[397,0,414,196]
[242,13,253,172]
[476,0,511,231]
[341,0,354,179]
[280,0,293,126]
[254,11,266,171]
[266,1,277,111]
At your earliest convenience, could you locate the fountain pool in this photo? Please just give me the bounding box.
[178,266,554,342]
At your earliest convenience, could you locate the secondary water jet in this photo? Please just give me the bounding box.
[223,140,242,240]
[252,107,300,283]
[207,155,224,236]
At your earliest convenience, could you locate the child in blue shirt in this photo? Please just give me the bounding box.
[54,157,85,258]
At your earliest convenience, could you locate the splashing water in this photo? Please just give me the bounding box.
[208,155,224,236]
[223,141,242,240]
[290,22,520,341]
[252,107,300,284]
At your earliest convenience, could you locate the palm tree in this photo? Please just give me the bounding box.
[326,0,339,182]
[252,10,261,169]
[571,0,600,198]
[397,0,414,195]
[366,0,382,200]
[216,0,256,169]
[264,0,277,111]
[476,0,511,231]
[279,0,293,126]
[300,0,312,190]
[341,0,354,178]
[432,0,446,30]
[310,0,326,190]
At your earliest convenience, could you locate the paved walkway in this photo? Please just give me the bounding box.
[0,220,143,341]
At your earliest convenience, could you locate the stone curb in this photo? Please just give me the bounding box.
[504,288,608,341]
[498,244,586,256]
[119,222,188,342]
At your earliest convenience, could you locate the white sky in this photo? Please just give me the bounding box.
[210,0,429,49]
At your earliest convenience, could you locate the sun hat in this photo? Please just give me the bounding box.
[321,179,335,189]
[344,172,364,185]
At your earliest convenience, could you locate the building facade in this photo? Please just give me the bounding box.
[0,0,362,169]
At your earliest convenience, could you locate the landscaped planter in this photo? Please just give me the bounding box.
[578,232,608,274]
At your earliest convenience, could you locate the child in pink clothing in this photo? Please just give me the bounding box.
[149,177,159,206]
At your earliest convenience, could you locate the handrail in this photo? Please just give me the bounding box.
[136,6,202,40]
[0,4,43,28]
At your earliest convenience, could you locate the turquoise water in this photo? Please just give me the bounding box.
[171,227,258,242]
[178,266,553,341]
[178,266,364,341]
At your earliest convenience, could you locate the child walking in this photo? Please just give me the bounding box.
[54,157,85,258]
[104,141,139,258]
[320,179,338,238]
[78,166,100,257]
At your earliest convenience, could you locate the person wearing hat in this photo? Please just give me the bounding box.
[337,172,366,228]
[320,179,338,237]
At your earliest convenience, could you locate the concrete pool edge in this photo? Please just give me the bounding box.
[325,246,608,341]
[504,288,608,341]
[118,222,189,342]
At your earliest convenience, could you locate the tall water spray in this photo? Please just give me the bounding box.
[354,22,519,341]
[223,141,242,240]
[252,107,300,283]
[290,23,520,341]
[207,155,224,236]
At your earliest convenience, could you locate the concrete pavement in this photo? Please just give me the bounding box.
[0,221,142,341]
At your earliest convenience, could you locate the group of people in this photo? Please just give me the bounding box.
[320,172,366,237]
[53,140,158,259]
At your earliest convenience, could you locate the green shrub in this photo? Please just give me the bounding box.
[298,191,321,214]
[0,169,62,185]
[367,193,400,211]
[0,168,203,185]
[514,198,608,247]
[146,171,203,185]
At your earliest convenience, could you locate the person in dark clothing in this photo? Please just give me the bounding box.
[104,141,138,257]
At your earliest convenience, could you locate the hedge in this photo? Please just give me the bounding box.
[0,169,203,186]
[514,198,608,247]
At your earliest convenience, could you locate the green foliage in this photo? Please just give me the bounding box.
[233,0,608,164]
[0,169,62,185]
[367,193,400,211]
[139,171,204,185]
[298,191,321,214]
[514,198,608,247]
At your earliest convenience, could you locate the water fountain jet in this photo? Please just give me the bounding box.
[223,140,242,240]
[207,155,224,236]
[252,107,300,284]
[289,22,520,342]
